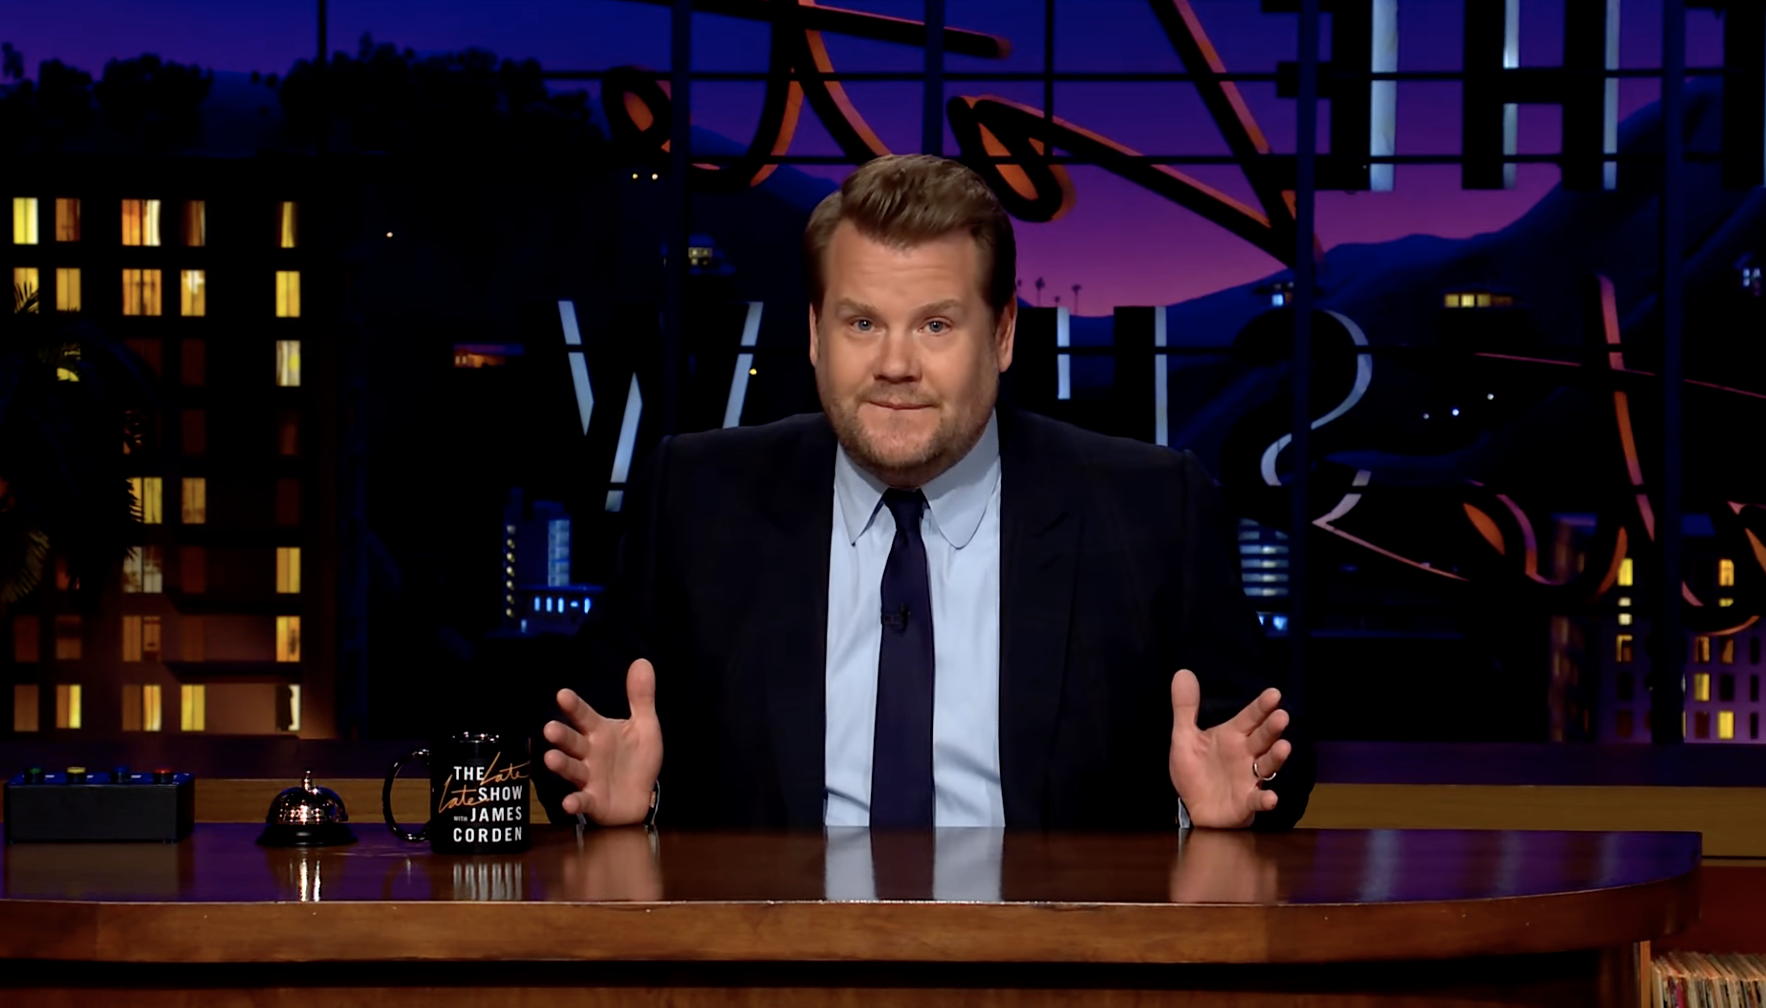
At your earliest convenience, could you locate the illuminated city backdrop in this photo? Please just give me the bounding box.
[1,0,1761,752]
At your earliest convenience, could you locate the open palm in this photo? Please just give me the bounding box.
[1167,668,1291,828]
[543,659,664,826]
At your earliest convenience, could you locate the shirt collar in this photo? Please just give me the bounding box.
[833,411,1000,550]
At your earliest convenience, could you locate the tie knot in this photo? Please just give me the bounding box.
[882,488,926,534]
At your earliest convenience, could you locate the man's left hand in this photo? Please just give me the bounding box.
[1168,669,1291,828]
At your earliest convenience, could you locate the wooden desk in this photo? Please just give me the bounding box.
[0,825,1698,1007]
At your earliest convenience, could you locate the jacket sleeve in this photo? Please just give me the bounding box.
[534,435,676,825]
[1171,449,1314,830]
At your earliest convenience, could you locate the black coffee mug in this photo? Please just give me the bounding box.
[383,731,532,854]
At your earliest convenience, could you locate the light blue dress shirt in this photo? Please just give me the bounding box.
[824,412,1004,828]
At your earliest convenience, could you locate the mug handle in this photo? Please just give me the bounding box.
[383,748,431,842]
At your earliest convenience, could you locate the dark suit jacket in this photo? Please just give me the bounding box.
[546,407,1314,830]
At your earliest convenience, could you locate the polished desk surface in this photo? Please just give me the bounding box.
[0,825,1698,966]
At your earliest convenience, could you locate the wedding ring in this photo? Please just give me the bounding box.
[1253,760,1278,783]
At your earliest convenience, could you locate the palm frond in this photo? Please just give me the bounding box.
[0,524,51,604]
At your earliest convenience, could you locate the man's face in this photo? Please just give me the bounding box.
[810,221,1015,488]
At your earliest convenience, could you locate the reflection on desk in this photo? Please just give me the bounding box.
[0,824,1695,908]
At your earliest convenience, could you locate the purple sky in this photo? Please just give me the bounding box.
[2,0,1728,311]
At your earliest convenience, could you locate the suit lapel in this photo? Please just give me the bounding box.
[997,409,1081,829]
[757,416,838,828]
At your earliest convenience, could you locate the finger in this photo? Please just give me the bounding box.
[1226,687,1283,734]
[626,659,658,721]
[556,688,607,733]
[543,747,592,791]
[1253,790,1279,815]
[1169,670,1201,733]
[542,718,589,758]
[561,786,601,818]
[1246,707,1290,757]
[1254,739,1293,776]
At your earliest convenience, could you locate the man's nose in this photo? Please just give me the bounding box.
[875,329,919,380]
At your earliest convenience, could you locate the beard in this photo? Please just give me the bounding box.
[817,373,996,489]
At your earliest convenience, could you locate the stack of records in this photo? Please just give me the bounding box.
[1654,950,1766,1007]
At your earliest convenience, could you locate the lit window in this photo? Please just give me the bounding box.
[54,615,82,660]
[1722,638,1737,665]
[1721,598,1735,608]
[1618,612,1633,626]
[12,684,40,732]
[12,615,40,663]
[1618,557,1634,587]
[180,270,206,316]
[54,684,82,729]
[284,683,302,732]
[120,616,160,662]
[121,199,161,246]
[548,519,571,587]
[276,547,301,594]
[276,340,302,386]
[1719,558,1736,587]
[180,684,206,731]
[122,683,164,732]
[55,268,80,311]
[122,268,163,316]
[275,271,301,317]
[122,546,164,594]
[13,197,39,244]
[1616,634,1634,664]
[181,477,206,524]
[1718,709,1736,740]
[1694,636,1712,664]
[55,198,80,242]
[278,201,298,248]
[1693,672,1711,702]
[131,476,164,524]
[183,200,206,246]
[276,615,301,663]
[13,267,39,310]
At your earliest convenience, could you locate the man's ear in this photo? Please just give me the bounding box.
[995,302,1017,373]
[807,303,820,369]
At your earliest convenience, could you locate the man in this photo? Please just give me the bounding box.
[544,154,1310,831]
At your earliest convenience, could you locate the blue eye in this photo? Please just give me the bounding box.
[926,320,950,334]
[852,319,873,332]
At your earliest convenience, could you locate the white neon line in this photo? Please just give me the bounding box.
[723,301,764,428]
[1056,305,1071,401]
[610,373,643,485]
[558,299,583,346]
[1368,0,1397,192]
[1153,305,1169,446]
[559,300,594,435]
[1260,311,1373,486]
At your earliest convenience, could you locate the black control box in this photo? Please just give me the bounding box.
[3,768,195,843]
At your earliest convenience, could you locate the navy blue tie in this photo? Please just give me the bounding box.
[872,488,935,828]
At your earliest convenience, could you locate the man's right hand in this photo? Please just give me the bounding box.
[543,659,664,826]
